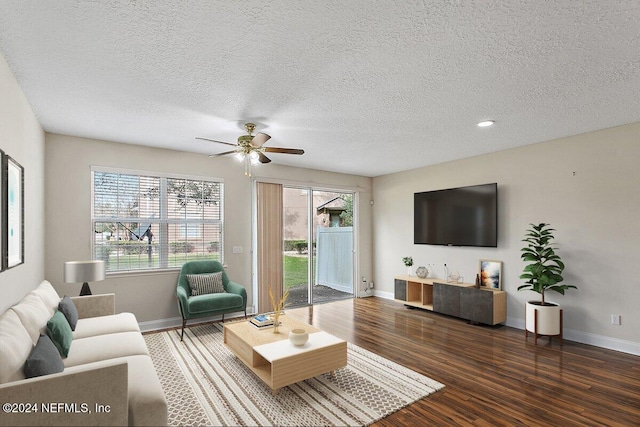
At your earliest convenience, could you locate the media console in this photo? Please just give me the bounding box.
[394,275,506,325]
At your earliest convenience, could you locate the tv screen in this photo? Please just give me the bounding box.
[414,183,497,247]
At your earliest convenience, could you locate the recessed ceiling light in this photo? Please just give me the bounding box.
[477,120,495,128]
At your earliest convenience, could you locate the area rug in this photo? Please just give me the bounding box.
[145,323,444,426]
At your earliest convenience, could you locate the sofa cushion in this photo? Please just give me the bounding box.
[31,280,61,317]
[46,311,73,358]
[63,331,149,368]
[187,272,225,296]
[0,310,33,384]
[72,312,140,340]
[24,334,64,378]
[10,293,52,345]
[58,296,79,330]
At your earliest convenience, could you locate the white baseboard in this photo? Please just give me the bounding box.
[506,316,640,356]
[139,297,640,356]
[372,290,394,300]
[138,310,252,333]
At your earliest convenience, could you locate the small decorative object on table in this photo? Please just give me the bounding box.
[268,286,289,334]
[415,266,428,279]
[448,271,460,283]
[475,274,481,288]
[289,328,309,346]
[402,256,414,276]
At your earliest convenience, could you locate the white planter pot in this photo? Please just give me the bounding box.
[526,301,561,336]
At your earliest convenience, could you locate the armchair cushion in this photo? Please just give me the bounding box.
[187,272,225,295]
[187,293,244,315]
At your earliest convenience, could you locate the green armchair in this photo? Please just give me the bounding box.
[176,260,247,340]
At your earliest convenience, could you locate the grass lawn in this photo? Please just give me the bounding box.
[284,255,315,289]
[107,253,309,288]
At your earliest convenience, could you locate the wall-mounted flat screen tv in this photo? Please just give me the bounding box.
[414,183,497,247]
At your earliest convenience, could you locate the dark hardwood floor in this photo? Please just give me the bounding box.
[286,297,640,426]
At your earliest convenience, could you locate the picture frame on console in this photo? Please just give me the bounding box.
[479,259,502,290]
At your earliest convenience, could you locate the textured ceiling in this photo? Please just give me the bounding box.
[1,1,639,177]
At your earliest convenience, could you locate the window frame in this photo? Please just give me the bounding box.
[91,166,224,274]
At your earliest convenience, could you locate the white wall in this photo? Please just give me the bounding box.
[0,52,45,313]
[44,133,372,328]
[372,122,640,355]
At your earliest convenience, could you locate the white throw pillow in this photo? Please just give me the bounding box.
[186,272,225,296]
[10,293,52,345]
[32,280,61,317]
[0,310,33,384]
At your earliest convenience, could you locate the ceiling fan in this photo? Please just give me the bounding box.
[196,123,304,176]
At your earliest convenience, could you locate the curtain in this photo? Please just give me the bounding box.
[256,182,283,312]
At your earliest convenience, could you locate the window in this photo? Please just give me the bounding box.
[91,167,223,272]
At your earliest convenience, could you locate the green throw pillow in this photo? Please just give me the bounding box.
[46,310,73,358]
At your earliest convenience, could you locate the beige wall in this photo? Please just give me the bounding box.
[44,134,373,327]
[0,52,45,313]
[372,122,640,354]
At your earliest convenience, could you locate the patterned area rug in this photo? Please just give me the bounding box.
[145,323,444,426]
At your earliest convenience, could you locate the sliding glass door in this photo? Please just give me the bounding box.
[283,187,354,308]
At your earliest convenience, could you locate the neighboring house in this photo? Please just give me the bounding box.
[316,196,347,227]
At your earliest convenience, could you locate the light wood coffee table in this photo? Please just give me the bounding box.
[223,314,347,394]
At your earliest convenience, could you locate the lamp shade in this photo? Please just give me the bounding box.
[64,260,106,283]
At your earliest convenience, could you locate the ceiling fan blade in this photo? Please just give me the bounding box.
[264,147,305,155]
[257,152,271,164]
[196,137,238,147]
[251,132,271,147]
[208,150,238,158]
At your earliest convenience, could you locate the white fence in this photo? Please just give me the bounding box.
[315,226,353,294]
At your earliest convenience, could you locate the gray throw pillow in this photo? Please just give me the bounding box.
[24,334,64,378]
[186,272,225,296]
[58,295,79,330]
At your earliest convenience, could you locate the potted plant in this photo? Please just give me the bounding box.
[402,256,414,276]
[519,223,577,337]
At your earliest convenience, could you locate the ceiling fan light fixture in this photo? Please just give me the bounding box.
[197,122,304,177]
[477,120,495,128]
[249,151,260,165]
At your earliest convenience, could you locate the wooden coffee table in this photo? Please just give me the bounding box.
[223,314,347,394]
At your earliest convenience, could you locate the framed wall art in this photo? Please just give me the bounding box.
[4,155,24,269]
[479,259,502,290]
[0,150,3,271]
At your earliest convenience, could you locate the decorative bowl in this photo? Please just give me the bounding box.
[416,266,428,278]
[289,328,309,346]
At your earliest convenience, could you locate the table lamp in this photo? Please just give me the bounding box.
[64,260,106,296]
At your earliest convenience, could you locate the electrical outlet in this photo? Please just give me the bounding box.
[232,246,243,254]
[369,282,374,289]
[611,315,621,325]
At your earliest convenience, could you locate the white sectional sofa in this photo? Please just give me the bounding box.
[0,281,167,426]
